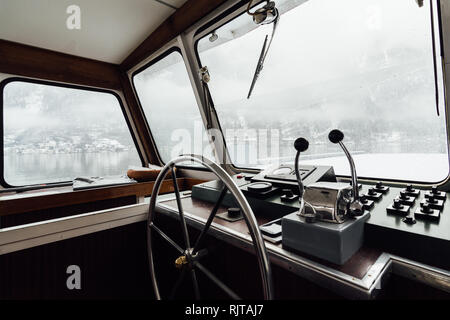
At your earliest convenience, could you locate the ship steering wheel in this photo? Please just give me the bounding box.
[146,154,273,300]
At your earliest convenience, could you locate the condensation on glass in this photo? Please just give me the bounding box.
[197,0,448,182]
[2,81,141,186]
[133,50,213,164]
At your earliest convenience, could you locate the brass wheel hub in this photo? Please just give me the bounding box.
[175,255,188,269]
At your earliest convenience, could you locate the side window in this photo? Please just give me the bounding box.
[133,50,213,164]
[2,80,142,186]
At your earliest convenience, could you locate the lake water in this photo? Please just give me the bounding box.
[4,151,141,186]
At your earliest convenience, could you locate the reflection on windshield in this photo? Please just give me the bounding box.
[198,0,448,182]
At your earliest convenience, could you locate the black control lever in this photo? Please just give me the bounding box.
[328,129,363,216]
[294,138,309,216]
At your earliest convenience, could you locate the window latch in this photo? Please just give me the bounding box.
[199,66,210,83]
[199,66,213,129]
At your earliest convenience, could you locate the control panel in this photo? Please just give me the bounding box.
[192,164,336,219]
[192,172,450,268]
[191,130,450,269]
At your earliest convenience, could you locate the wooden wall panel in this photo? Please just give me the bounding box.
[0,221,153,299]
[0,40,122,90]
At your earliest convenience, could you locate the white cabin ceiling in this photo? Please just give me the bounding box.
[0,0,188,64]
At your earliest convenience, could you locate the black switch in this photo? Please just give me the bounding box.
[401,184,420,198]
[386,199,410,216]
[365,187,383,201]
[397,192,415,206]
[420,196,444,211]
[373,181,389,194]
[415,203,440,221]
[422,202,432,213]
[424,185,446,201]
[402,215,416,225]
[427,195,438,204]
[360,195,374,210]
[393,199,403,209]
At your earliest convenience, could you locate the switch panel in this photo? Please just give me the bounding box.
[365,184,449,269]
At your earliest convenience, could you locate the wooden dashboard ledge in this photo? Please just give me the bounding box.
[0,178,205,217]
[126,165,174,182]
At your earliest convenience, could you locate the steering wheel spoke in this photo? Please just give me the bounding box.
[191,269,201,299]
[195,262,241,300]
[170,165,192,249]
[169,267,187,299]
[150,223,184,254]
[192,186,228,254]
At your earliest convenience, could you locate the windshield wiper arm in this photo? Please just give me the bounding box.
[247,11,279,99]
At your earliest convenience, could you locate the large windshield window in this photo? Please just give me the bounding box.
[197,0,448,182]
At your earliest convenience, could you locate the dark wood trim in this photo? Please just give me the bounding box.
[0,40,122,90]
[120,0,229,71]
[0,178,206,217]
[119,72,161,165]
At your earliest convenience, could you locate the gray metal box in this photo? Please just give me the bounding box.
[281,211,370,265]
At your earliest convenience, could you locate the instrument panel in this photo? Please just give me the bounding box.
[251,164,335,187]
[192,164,450,270]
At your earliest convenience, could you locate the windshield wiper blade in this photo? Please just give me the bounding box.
[247,11,279,99]
[247,35,268,99]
